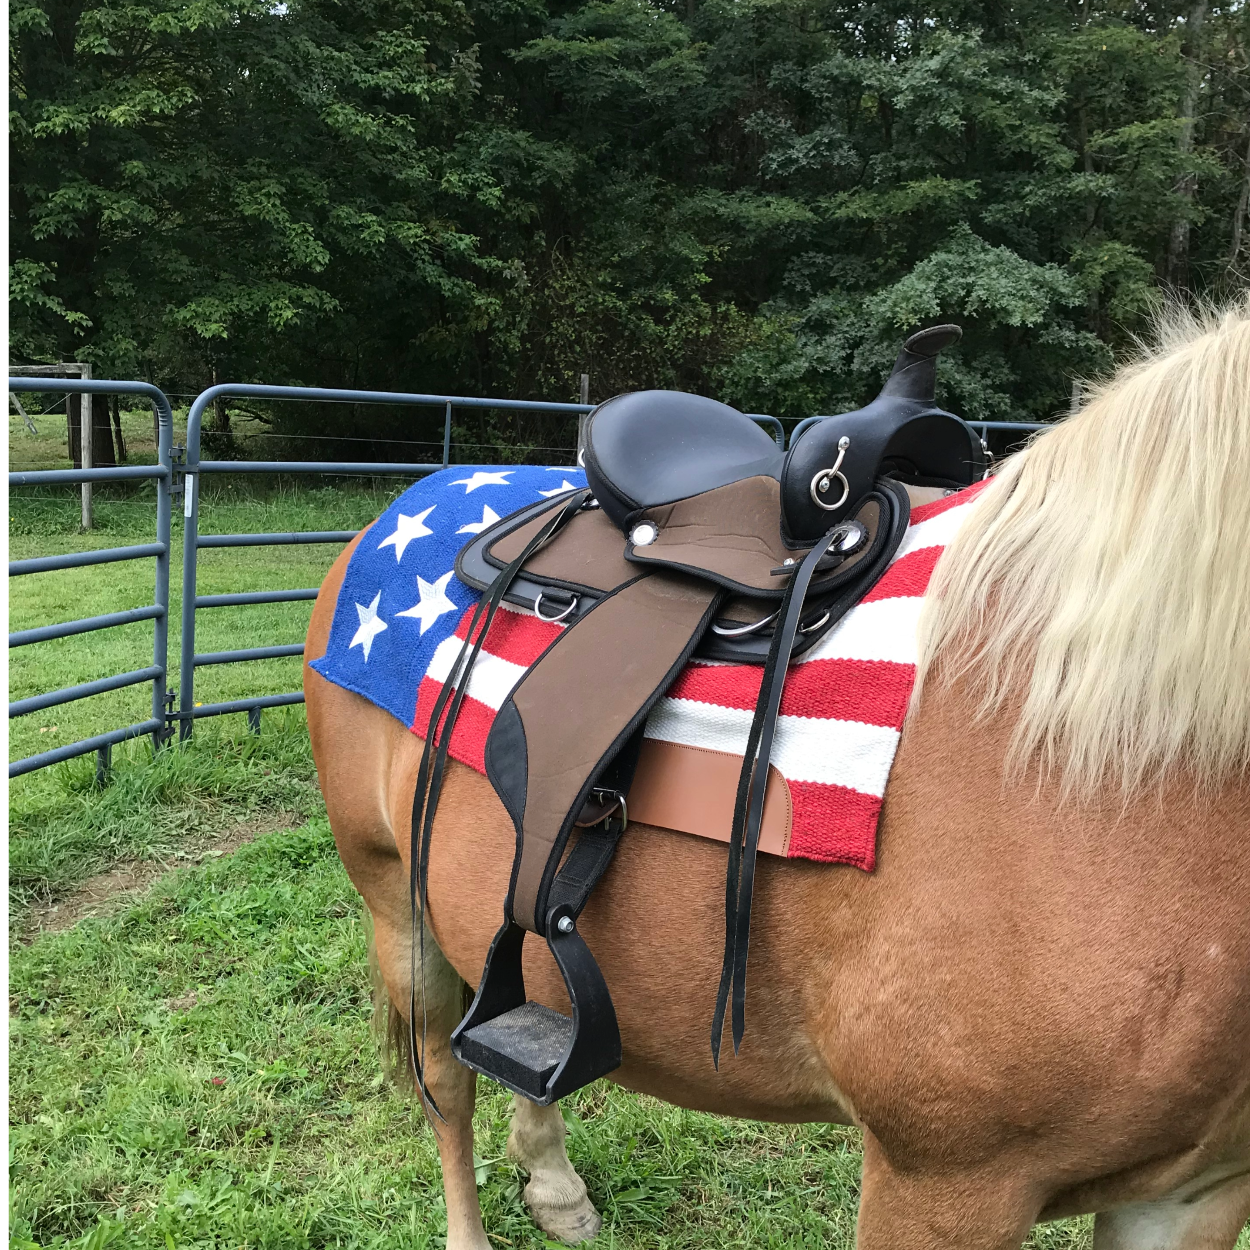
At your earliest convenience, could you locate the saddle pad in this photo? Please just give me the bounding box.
[311,465,987,868]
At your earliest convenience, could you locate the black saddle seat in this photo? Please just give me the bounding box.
[583,390,783,532]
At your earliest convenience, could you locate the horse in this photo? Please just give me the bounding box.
[304,300,1250,1249]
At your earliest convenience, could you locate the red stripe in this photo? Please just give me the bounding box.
[786,779,880,868]
[413,677,496,773]
[666,657,915,726]
[450,604,564,668]
[862,546,942,602]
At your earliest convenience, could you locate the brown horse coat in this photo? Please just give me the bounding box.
[305,526,1250,1249]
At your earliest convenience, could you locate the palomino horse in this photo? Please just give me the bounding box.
[305,303,1250,1249]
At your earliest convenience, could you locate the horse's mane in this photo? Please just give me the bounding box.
[915,296,1250,798]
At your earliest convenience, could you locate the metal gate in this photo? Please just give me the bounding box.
[10,372,1043,775]
[175,383,604,738]
[8,378,174,779]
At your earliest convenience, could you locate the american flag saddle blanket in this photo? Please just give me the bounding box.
[310,466,985,869]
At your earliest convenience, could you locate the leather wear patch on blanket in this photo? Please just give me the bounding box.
[311,465,986,868]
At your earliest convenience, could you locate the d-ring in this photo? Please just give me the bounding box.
[710,609,779,638]
[534,591,579,623]
[810,436,851,511]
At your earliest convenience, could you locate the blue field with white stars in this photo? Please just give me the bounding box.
[309,464,585,729]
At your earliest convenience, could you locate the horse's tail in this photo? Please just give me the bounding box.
[365,907,416,1093]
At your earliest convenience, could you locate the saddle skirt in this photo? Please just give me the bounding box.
[311,465,987,869]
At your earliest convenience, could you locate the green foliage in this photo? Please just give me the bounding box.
[10,0,1250,434]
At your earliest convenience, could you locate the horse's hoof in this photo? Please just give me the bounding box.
[523,1184,603,1245]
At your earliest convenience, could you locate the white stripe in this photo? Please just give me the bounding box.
[643,699,900,796]
[891,497,978,563]
[795,595,925,666]
[426,635,527,710]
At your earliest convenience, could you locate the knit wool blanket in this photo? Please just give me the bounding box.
[311,465,984,868]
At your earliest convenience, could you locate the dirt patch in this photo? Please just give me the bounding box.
[19,810,299,942]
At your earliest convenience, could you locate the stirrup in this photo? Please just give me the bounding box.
[450,906,621,1105]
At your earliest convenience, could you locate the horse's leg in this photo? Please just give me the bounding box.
[506,1096,602,1243]
[304,537,490,1250]
[1092,1169,1250,1250]
[370,906,489,1250]
[855,1132,1038,1250]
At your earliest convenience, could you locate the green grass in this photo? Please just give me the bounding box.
[10,820,1106,1250]
[9,473,403,913]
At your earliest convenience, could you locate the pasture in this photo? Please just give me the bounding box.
[9,408,1179,1249]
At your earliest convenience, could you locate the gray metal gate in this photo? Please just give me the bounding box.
[10,372,1042,773]
[8,378,173,779]
[175,384,600,737]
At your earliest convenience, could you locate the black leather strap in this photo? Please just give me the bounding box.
[710,520,871,1066]
[407,488,591,1109]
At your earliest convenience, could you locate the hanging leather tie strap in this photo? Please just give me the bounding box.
[408,488,591,1111]
[710,524,851,1066]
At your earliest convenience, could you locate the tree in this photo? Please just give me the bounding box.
[11,0,1248,448]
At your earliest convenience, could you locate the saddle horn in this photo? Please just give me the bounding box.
[781,323,982,540]
[880,324,963,402]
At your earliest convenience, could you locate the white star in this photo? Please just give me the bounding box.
[538,479,579,498]
[396,570,459,635]
[450,470,513,493]
[378,506,436,561]
[457,506,501,535]
[349,591,388,661]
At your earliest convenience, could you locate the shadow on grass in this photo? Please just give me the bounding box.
[9,712,323,922]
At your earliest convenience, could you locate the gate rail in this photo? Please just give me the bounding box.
[177,385,788,737]
[8,378,173,779]
[176,383,599,737]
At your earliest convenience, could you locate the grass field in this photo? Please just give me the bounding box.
[9,417,1238,1250]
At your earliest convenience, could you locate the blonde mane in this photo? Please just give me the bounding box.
[915,297,1250,797]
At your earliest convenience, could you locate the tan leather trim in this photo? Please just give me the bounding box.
[627,738,792,857]
[904,483,950,508]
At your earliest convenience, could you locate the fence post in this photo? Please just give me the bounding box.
[152,386,173,753]
[179,389,211,740]
[443,401,452,468]
[81,363,93,530]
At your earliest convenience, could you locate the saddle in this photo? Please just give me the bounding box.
[408,326,985,1106]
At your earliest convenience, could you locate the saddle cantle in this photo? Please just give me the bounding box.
[406,325,984,1105]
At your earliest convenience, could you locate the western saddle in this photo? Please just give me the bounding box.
[406,325,985,1106]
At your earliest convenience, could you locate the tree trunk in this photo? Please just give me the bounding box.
[1229,127,1250,269]
[110,395,127,462]
[1166,0,1209,289]
[92,396,117,467]
[210,366,229,432]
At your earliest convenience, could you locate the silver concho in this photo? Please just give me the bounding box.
[630,521,659,547]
